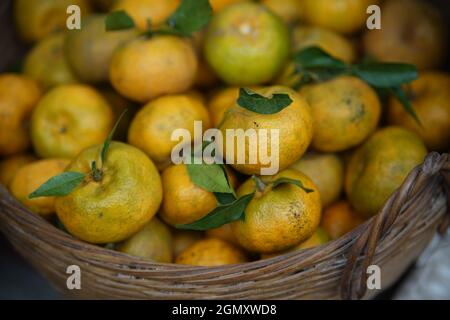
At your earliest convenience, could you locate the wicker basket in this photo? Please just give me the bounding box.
[0,0,449,300]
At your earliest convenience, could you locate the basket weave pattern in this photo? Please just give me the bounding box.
[0,153,448,299]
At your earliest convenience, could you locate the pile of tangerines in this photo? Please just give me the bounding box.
[0,0,448,266]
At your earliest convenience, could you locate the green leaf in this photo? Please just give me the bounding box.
[28,172,86,199]
[101,110,127,165]
[186,161,233,193]
[175,193,254,230]
[390,86,422,126]
[166,0,212,36]
[272,177,314,193]
[293,46,347,70]
[105,10,135,31]
[351,63,418,88]
[214,192,236,205]
[237,88,293,114]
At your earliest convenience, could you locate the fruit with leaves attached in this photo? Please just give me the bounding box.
[0,154,37,187]
[204,2,290,85]
[300,76,381,152]
[363,0,446,70]
[175,238,247,266]
[0,74,42,156]
[128,93,210,169]
[302,0,377,34]
[110,36,198,102]
[290,152,344,208]
[231,169,321,253]
[219,86,313,175]
[31,84,113,159]
[117,217,173,262]
[321,201,364,240]
[10,159,70,217]
[24,33,78,89]
[345,126,427,217]
[388,72,450,151]
[55,142,163,244]
[65,14,138,83]
[14,0,92,42]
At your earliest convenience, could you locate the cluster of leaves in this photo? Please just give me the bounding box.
[292,46,420,124]
[105,0,212,37]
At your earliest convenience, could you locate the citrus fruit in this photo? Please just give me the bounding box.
[10,158,70,217]
[117,217,173,262]
[112,0,180,30]
[0,74,42,156]
[290,152,344,208]
[23,33,78,89]
[231,169,321,253]
[55,142,163,244]
[363,0,446,70]
[110,36,198,102]
[65,14,138,83]
[0,154,37,187]
[128,93,211,169]
[388,72,450,151]
[209,0,246,12]
[204,2,290,86]
[159,164,218,226]
[219,86,313,175]
[300,76,381,152]
[261,0,303,25]
[172,229,204,258]
[321,201,364,240]
[14,0,92,42]
[30,84,113,159]
[303,0,377,34]
[207,87,240,127]
[206,223,241,247]
[175,238,247,266]
[345,126,427,217]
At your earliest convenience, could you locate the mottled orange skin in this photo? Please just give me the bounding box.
[172,229,204,258]
[127,94,211,170]
[176,238,247,266]
[14,0,92,43]
[10,159,70,217]
[364,0,446,70]
[31,84,113,159]
[232,169,322,253]
[303,0,378,34]
[0,154,37,187]
[208,87,240,127]
[110,36,198,103]
[65,14,138,83]
[345,127,427,217]
[160,164,218,226]
[206,223,241,247]
[219,86,313,175]
[300,76,381,152]
[24,33,78,89]
[112,0,180,30]
[55,142,163,244]
[388,72,450,151]
[0,74,42,156]
[117,217,173,263]
[290,152,344,208]
[321,201,364,240]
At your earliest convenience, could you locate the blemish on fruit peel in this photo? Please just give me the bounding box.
[171,121,280,175]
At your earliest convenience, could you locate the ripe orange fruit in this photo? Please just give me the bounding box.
[172,229,204,258]
[321,201,364,240]
[206,223,241,247]
[10,159,70,217]
[345,126,427,217]
[261,0,303,25]
[207,87,239,127]
[128,94,211,169]
[300,76,381,152]
[231,169,321,253]
[0,154,37,187]
[388,72,450,151]
[175,238,247,266]
[0,74,42,156]
[110,36,198,102]
[209,0,246,12]
[204,2,290,85]
[31,84,113,159]
[55,142,163,244]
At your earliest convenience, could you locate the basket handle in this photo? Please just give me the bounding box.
[340,152,450,300]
